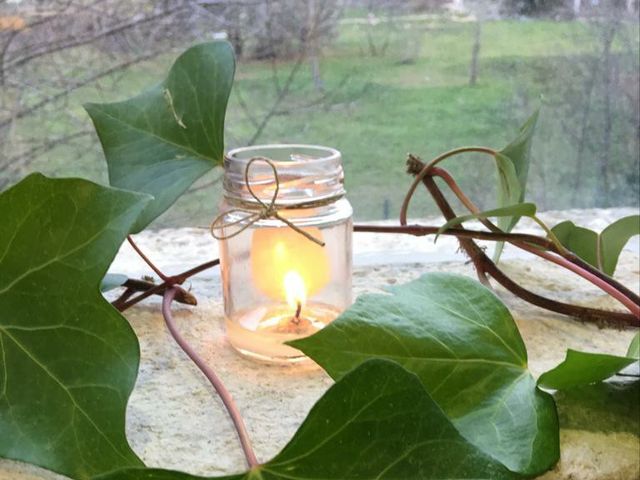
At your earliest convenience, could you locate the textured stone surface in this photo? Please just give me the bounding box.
[2,209,638,480]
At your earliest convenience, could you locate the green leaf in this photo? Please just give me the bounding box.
[494,152,522,208]
[101,273,128,292]
[437,203,537,239]
[600,215,640,275]
[498,109,539,210]
[627,332,640,359]
[550,221,599,268]
[553,380,640,435]
[289,273,559,476]
[96,360,517,480]
[85,41,235,232]
[494,109,539,261]
[538,350,637,390]
[0,174,150,479]
[551,215,639,275]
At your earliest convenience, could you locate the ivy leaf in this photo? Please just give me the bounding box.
[494,152,522,208]
[436,203,537,239]
[539,334,640,390]
[553,379,639,435]
[289,273,559,476]
[101,273,128,292]
[551,221,599,267]
[551,215,639,275]
[494,109,539,261]
[95,360,517,480]
[0,174,150,479]
[85,41,235,232]
[498,109,538,215]
[538,350,637,390]
[600,215,640,275]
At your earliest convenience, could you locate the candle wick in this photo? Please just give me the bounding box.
[293,300,302,324]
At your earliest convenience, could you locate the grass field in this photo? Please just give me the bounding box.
[17,15,640,227]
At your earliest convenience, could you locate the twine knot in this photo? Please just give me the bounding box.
[211,157,325,247]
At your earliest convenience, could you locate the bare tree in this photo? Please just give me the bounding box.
[0,0,346,191]
[0,0,210,186]
[548,1,639,207]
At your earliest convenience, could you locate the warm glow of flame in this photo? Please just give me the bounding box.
[251,227,330,301]
[284,271,306,310]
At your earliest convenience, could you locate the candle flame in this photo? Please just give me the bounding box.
[284,271,306,310]
[251,227,330,301]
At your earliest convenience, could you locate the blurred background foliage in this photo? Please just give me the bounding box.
[0,0,638,227]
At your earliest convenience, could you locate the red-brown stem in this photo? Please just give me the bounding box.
[354,224,553,248]
[172,258,222,284]
[560,251,640,305]
[401,148,496,227]
[479,254,639,327]
[356,223,639,325]
[111,279,197,310]
[404,154,494,285]
[116,259,220,312]
[427,164,640,308]
[429,167,499,233]
[162,287,259,468]
[111,288,136,310]
[517,243,640,317]
[354,223,640,306]
[405,156,639,326]
[127,235,169,281]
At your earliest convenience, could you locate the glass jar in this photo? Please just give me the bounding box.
[216,144,352,363]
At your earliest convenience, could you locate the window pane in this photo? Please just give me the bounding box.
[1,0,638,226]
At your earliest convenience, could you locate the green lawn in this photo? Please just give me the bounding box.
[16,16,640,227]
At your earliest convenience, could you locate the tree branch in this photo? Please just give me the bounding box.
[4,5,186,72]
[247,51,307,145]
[0,130,92,179]
[1,50,162,130]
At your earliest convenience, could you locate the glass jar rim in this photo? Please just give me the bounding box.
[226,144,341,166]
[223,143,345,207]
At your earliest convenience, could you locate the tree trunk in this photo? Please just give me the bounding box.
[571,59,599,205]
[310,53,324,91]
[307,0,323,91]
[469,22,481,87]
[573,0,581,15]
[599,25,616,206]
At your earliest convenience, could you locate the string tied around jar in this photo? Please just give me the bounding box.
[210,156,327,247]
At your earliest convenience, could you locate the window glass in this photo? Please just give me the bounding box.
[1,0,638,226]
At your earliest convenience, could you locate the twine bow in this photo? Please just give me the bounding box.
[211,157,325,246]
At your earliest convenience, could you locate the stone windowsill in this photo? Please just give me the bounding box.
[2,208,638,480]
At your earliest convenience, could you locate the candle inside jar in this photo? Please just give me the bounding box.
[226,269,340,362]
[220,145,352,364]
